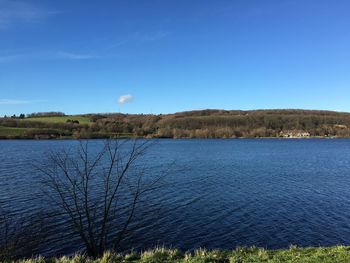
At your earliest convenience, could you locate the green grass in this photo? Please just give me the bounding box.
[25,116,91,124]
[9,246,350,263]
[0,126,29,136]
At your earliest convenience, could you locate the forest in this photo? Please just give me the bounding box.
[1,109,350,139]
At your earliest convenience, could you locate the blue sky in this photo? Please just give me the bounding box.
[1,0,350,116]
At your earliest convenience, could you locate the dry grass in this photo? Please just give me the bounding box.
[8,246,350,263]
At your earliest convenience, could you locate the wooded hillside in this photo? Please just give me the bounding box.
[1,109,350,139]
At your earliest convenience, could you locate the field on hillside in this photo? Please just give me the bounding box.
[26,116,91,124]
[0,126,29,137]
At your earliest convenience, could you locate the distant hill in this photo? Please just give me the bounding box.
[1,109,350,139]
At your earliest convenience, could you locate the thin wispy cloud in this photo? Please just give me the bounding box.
[118,94,134,105]
[132,31,169,42]
[105,31,169,50]
[0,54,22,63]
[56,52,99,60]
[0,51,98,63]
[0,99,38,105]
[192,1,296,20]
[0,0,57,30]
[245,1,296,18]
[193,3,235,17]
[0,26,167,63]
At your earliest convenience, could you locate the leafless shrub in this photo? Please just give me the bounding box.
[37,139,164,257]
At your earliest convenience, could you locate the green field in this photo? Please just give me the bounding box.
[26,116,91,124]
[0,126,29,137]
[9,246,350,263]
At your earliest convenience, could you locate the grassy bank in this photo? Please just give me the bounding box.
[9,246,350,263]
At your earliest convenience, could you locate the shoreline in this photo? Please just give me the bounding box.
[9,245,350,262]
[0,136,343,140]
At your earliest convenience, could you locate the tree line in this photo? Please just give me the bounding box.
[2,109,350,139]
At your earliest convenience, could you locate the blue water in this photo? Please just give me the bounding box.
[1,139,350,256]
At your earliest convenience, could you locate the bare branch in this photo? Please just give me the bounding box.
[37,139,163,258]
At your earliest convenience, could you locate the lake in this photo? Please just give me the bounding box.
[1,139,350,256]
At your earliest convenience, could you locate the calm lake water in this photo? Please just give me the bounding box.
[1,139,350,256]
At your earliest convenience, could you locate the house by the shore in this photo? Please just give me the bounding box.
[279,130,310,138]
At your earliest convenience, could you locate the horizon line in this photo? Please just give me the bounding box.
[2,108,350,117]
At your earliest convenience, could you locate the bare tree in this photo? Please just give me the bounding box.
[37,139,163,257]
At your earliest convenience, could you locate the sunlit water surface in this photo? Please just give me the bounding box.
[1,139,350,256]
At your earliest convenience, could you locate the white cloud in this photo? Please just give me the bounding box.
[117,94,134,105]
